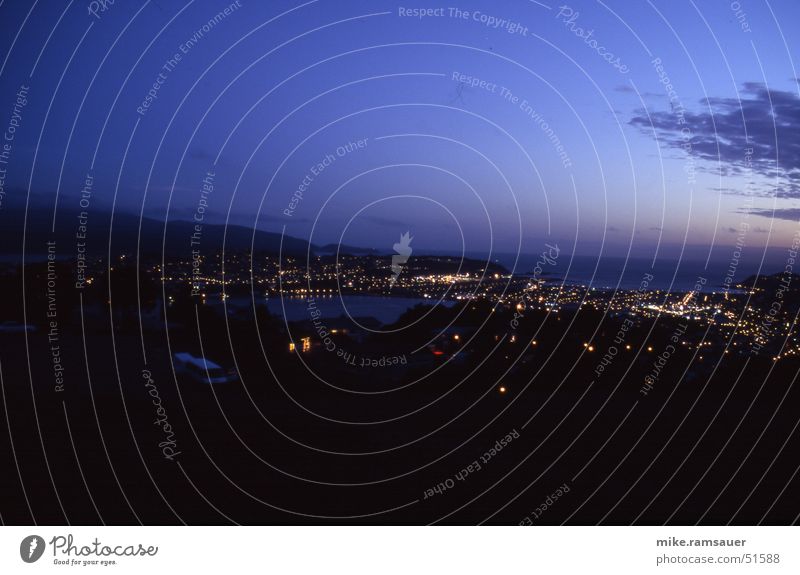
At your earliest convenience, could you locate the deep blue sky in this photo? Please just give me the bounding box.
[1,0,798,260]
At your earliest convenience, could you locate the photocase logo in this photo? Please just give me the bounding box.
[20,535,45,563]
[390,231,413,286]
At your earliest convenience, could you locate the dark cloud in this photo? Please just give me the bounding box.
[747,208,800,222]
[630,83,800,197]
[615,84,665,100]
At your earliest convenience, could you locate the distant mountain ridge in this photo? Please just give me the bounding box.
[0,208,314,257]
[316,243,382,255]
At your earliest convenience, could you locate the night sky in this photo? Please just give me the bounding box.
[1,0,798,259]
